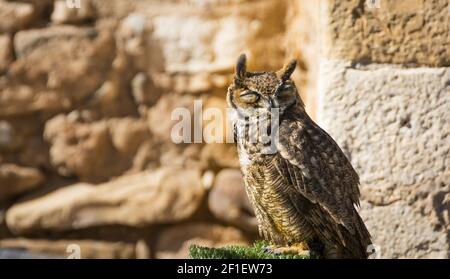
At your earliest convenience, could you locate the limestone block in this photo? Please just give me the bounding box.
[320,0,450,66]
[318,59,450,258]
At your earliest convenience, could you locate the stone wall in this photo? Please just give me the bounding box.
[0,0,448,259]
[314,0,449,258]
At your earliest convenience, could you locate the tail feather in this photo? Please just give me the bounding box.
[308,205,372,259]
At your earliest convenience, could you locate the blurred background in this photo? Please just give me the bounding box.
[0,0,448,259]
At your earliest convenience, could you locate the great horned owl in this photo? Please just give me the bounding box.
[227,54,372,259]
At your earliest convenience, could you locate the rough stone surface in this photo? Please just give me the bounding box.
[208,169,257,233]
[155,223,249,259]
[145,0,287,74]
[0,0,35,33]
[318,60,450,258]
[44,115,150,182]
[320,0,450,66]
[147,94,197,143]
[3,25,115,117]
[360,201,448,259]
[6,168,205,234]
[0,0,447,259]
[52,0,96,24]
[200,143,240,170]
[0,164,44,203]
[285,0,320,118]
[0,34,13,73]
[0,238,136,259]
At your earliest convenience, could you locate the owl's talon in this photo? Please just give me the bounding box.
[263,245,310,257]
[262,245,283,255]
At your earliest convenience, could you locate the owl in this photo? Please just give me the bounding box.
[226,54,372,259]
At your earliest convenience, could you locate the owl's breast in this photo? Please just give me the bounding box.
[238,152,314,244]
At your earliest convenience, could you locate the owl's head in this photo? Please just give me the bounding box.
[227,54,303,118]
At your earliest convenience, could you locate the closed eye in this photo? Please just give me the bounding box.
[239,90,260,103]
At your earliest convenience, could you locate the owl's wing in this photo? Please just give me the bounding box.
[274,119,361,233]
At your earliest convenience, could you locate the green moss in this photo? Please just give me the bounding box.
[189,241,311,259]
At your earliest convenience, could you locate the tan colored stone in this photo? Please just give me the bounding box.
[108,118,150,155]
[8,24,115,116]
[0,34,13,73]
[147,94,197,143]
[51,0,96,24]
[200,143,240,169]
[155,223,249,259]
[0,164,44,203]
[6,168,205,234]
[208,169,257,233]
[116,14,151,72]
[0,0,35,33]
[202,96,234,144]
[131,72,161,107]
[0,84,71,118]
[0,238,136,259]
[360,201,448,259]
[0,117,50,169]
[147,0,287,75]
[0,120,18,151]
[159,143,203,169]
[318,60,450,258]
[285,0,321,118]
[319,0,450,66]
[44,115,150,182]
[44,115,122,182]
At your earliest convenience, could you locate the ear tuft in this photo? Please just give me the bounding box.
[278,59,297,82]
[235,54,247,81]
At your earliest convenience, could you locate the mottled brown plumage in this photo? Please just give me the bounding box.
[227,54,372,258]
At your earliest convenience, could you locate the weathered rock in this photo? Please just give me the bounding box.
[159,143,203,170]
[116,14,151,72]
[208,169,257,233]
[131,72,161,107]
[22,0,54,19]
[200,143,240,169]
[89,0,138,19]
[44,114,121,182]
[44,115,150,182]
[147,94,197,143]
[6,168,205,234]
[202,96,234,144]
[155,223,249,259]
[360,201,448,259]
[108,117,150,156]
[319,0,450,66]
[0,0,35,33]
[0,121,17,151]
[51,0,96,24]
[318,60,450,258]
[147,0,286,74]
[285,0,320,118]
[0,164,44,203]
[0,34,13,73]
[0,117,50,169]
[0,84,70,118]
[0,238,135,259]
[6,24,115,116]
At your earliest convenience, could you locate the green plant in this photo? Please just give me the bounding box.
[189,241,311,259]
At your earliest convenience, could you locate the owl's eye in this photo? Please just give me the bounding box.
[239,90,260,103]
